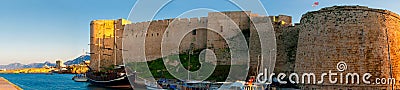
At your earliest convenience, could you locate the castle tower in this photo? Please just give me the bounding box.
[295,6,400,89]
[55,60,63,69]
[89,19,131,71]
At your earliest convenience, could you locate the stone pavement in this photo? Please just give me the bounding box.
[0,77,21,90]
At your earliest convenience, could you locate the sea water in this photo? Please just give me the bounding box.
[0,74,129,90]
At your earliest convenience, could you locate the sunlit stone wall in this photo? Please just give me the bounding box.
[295,6,400,90]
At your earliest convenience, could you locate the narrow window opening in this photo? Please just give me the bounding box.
[192,30,197,35]
[220,26,223,32]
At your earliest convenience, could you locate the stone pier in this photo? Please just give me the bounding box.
[0,77,22,90]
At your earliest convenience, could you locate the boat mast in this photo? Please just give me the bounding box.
[188,43,194,81]
[114,20,117,66]
[188,47,190,81]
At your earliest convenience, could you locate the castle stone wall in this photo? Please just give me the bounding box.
[295,6,400,89]
[123,11,283,78]
[273,26,299,75]
[124,17,209,62]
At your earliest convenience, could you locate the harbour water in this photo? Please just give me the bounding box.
[0,74,131,90]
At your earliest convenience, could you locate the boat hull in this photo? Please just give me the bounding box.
[88,76,131,87]
[73,78,88,82]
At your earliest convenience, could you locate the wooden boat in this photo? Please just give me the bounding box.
[86,65,133,88]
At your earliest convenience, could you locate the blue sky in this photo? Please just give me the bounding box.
[0,0,399,65]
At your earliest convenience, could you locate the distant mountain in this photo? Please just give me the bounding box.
[64,55,90,65]
[0,55,90,70]
[23,61,56,68]
[0,61,56,70]
[0,63,24,70]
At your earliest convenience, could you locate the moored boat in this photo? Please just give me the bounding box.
[72,74,88,82]
[178,80,212,90]
[145,80,167,90]
[86,65,133,88]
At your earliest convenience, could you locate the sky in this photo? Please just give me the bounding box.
[0,0,399,65]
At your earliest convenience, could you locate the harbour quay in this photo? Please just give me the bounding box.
[0,77,22,90]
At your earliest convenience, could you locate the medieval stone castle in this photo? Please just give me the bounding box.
[90,6,400,89]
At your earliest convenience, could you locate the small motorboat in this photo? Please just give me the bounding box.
[145,80,167,90]
[179,80,212,90]
[73,74,88,82]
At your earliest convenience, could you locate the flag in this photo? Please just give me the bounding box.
[312,1,319,7]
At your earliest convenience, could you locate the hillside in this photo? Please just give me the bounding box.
[64,55,90,65]
[0,55,90,70]
[0,61,55,70]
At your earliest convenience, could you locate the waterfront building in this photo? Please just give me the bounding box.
[55,60,63,69]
